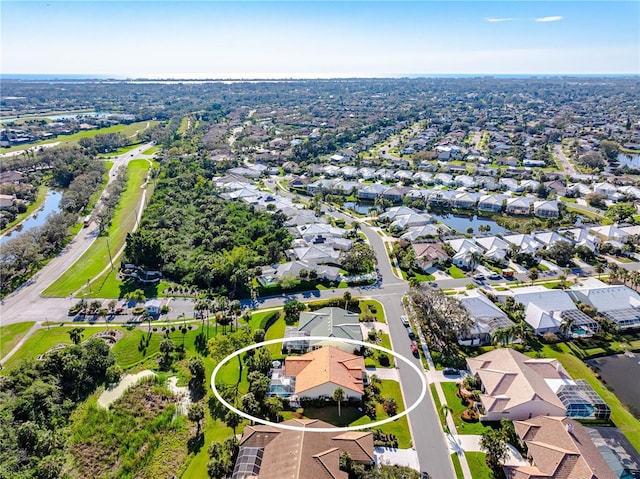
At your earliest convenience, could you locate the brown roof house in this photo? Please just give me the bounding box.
[504,416,616,479]
[467,349,569,422]
[284,346,365,401]
[231,419,374,479]
[412,243,449,271]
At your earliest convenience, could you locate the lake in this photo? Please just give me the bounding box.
[0,111,114,124]
[617,153,640,168]
[0,189,63,245]
[429,212,508,235]
[343,201,378,215]
[587,352,640,415]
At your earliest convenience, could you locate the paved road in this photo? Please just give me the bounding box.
[0,142,155,326]
[554,144,577,175]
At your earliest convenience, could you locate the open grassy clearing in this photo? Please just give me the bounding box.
[0,184,47,234]
[43,159,152,297]
[1,325,111,371]
[0,321,35,358]
[0,120,158,153]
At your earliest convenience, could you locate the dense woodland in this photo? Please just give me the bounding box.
[123,145,292,296]
[0,339,115,479]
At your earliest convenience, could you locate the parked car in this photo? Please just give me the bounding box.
[400,315,410,327]
[443,368,459,376]
[410,341,419,355]
[473,273,485,281]
[488,272,501,280]
[406,326,415,339]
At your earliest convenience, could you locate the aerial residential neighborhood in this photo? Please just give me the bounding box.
[1,30,640,479]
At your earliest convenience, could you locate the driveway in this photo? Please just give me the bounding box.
[375,447,420,470]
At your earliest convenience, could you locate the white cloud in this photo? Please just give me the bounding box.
[535,16,563,23]
[486,17,513,23]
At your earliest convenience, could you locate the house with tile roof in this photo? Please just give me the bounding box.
[467,349,569,422]
[284,346,366,400]
[231,419,374,479]
[504,416,616,479]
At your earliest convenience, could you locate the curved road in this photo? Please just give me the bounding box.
[0,142,156,325]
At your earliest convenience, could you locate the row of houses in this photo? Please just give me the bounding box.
[440,223,638,270]
[456,279,640,347]
[568,180,640,201]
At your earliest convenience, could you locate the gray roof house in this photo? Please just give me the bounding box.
[533,200,560,218]
[284,307,363,353]
[458,290,514,346]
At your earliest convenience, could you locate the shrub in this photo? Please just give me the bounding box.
[377,353,390,367]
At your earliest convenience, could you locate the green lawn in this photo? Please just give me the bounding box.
[0,322,35,358]
[465,452,494,479]
[0,185,48,235]
[0,120,158,153]
[430,384,446,428]
[451,453,464,479]
[447,266,467,279]
[359,299,386,322]
[43,159,152,297]
[1,325,111,371]
[142,146,160,155]
[528,343,640,451]
[365,333,395,368]
[441,382,496,435]
[264,316,286,357]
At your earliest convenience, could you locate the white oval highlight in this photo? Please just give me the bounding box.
[211,335,427,432]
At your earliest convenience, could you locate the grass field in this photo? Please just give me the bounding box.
[447,266,467,279]
[1,325,111,371]
[451,453,464,479]
[0,322,35,358]
[464,452,493,479]
[0,120,158,153]
[43,159,151,297]
[0,184,47,235]
[142,145,160,155]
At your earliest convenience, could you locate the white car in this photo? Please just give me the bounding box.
[400,315,410,327]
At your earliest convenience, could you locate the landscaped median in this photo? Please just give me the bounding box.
[43,159,153,297]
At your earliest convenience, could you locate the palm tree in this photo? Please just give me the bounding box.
[595,262,605,280]
[408,277,421,288]
[608,263,620,284]
[559,315,575,339]
[333,388,345,417]
[68,327,84,345]
[527,267,539,285]
[491,327,510,346]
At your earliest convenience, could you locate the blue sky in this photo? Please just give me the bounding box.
[1,1,638,77]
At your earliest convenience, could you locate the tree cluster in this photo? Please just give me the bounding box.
[0,339,115,478]
[123,153,291,295]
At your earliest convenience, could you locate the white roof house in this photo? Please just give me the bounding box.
[569,278,640,330]
[592,182,619,199]
[562,228,600,250]
[618,185,640,199]
[532,231,572,247]
[378,206,419,221]
[458,291,514,346]
[533,200,560,218]
[589,225,630,242]
[434,173,454,185]
[502,234,544,255]
[499,178,524,192]
[506,197,534,215]
[478,194,506,212]
[390,213,433,231]
[400,223,450,241]
[475,236,509,261]
[511,287,599,337]
[447,238,482,268]
[288,246,340,265]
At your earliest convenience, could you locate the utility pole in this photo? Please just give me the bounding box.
[106,238,114,271]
